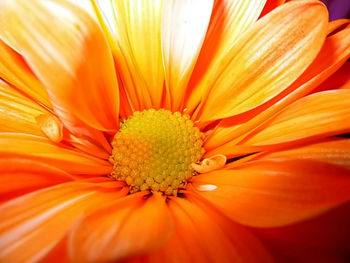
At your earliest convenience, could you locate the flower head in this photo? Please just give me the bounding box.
[0,0,350,262]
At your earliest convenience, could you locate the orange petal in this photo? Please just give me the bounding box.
[196,0,328,122]
[205,26,350,153]
[68,192,172,262]
[191,159,350,227]
[0,80,50,136]
[65,132,111,160]
[0,180,121,262]
[185,0,267,114]
[0,0,119,132]
[0,40,52,109]
[259,139,350,169]
[241,90,350,146]
[108,0,164,110]
[0,158,73,203]
[260,0,285,18]
[328,18,350,34]
[162,0,213,110]
[287,27,350,93]
[314,62,350,91]
[0,133,112,175]
[160,196,273,262]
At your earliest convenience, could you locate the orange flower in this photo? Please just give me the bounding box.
[0,0,350,262]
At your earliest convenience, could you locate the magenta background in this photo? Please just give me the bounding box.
[320,0,350,20]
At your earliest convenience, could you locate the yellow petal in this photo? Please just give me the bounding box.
[0,0,119,133]
[110,0,164,110]
[197,0,328,122]
[185,0,267,113]
[162,0,214,110]
[0,80,48,136]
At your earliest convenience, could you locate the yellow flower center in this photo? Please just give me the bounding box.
[109,109,204,195]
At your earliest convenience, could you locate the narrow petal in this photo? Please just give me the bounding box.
[185,0,267,113]
[0,181,121,262]
[69,192,172,262]
[0,40,52,108]
[328,18,350,34]
[241,90,350,146]
[191,160,350,227]
[259,139,350,169]
[110,0,164,110]
[0,81,48,136]
[197,0,328,122]
[161,0,213,110]
[0,158,73,203]
[205,26,350,153]
[0,0,119,133]
[0,133,112,175]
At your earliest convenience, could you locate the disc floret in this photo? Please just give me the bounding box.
[109,109,204,195]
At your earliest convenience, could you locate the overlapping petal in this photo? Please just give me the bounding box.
[205,26,350,153]
[0,80,48,136]
[0,0,119,133]
[0,40,52,108]
[69,192,172,262]
[162,0,213,111]
[0,133,112,175]
[185,0,267,113]
[328,18,350,34]
[159,196,273,263]
[191,159,350,227]
[315,61,350,91]
[0,158,73,203]
[108,0,164,110]
[260,0,285,17]
[259,139,350,169]
[0,180,122,262]
[196,0,328,122]
[241,90,350,147]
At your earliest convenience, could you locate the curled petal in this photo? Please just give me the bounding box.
[192,154,226,173]
[35,114,63,143]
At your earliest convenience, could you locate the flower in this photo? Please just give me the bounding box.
[0,0,350,262]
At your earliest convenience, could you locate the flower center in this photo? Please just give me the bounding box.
[109,109,204,195]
